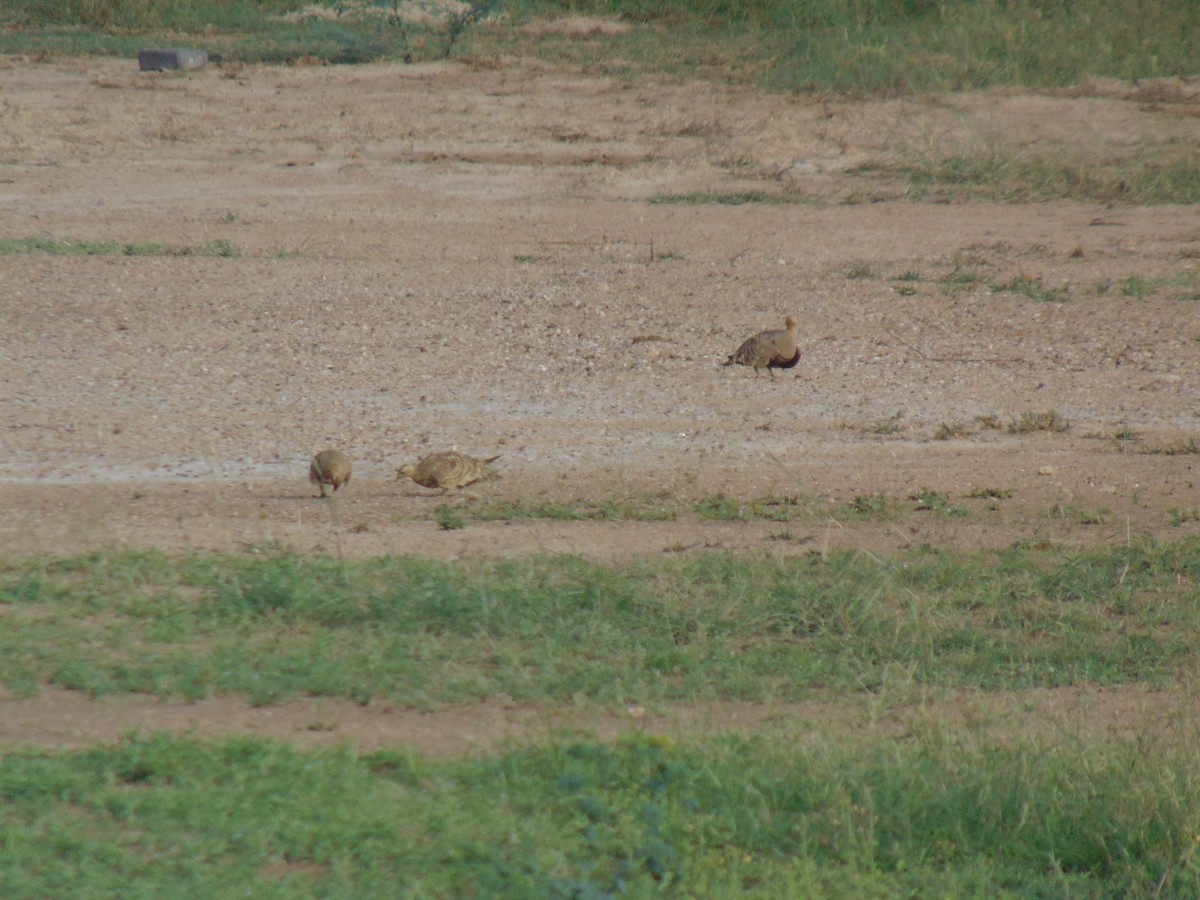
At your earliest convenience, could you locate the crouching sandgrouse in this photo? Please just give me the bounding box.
[395,451,500,491]
[723,315,800,377]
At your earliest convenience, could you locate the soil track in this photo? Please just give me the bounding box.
[1,50,1199,750]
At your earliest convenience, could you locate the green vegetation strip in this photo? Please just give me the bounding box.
[4,0,1198,95]
[2,729,1198,896]
[0,236,240,257]
[2,540,1197,706]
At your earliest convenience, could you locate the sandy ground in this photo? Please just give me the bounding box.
[1,50,1199,751]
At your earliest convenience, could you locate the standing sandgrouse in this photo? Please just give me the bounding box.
[309,449,352,498]
[722,315,800,377]
[395,451,500,491]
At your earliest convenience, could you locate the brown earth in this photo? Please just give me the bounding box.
[1,48,1199,753]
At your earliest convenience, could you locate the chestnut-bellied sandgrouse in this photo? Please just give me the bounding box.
[395,451,500,491]
[309,449,352,498]
[723,315,800,377]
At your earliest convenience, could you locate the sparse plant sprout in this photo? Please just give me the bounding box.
[654,249,684,261]
[934,421,972,440]
[846,492,891,517]
[870,420,904,435]
[992,274,1070,302]
[434,505,466,530]
[1113,426,1141,443]
[695,494,744,521]
[1009,410,1070,434]
[967,487,1014,499]
[909,488,966,516]
[974,414,1003,430]
[1047,502,1110,525]
[1144,437,1199,456]
[1120,274,1162,298]
[513,254,552,263]
[649,190,807,206]
[845,262,874,280]
[1094,277,1112,295]
[892,270,916,294]
[1169,507,1200,526]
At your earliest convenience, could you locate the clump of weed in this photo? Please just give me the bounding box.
[434,505,466,530]
[992,275,1070,302]
[845,262,874,280]
[845,493,892,518]
[1169,508,1200,527]
[1144,438,1199,456]
[975,414,1004,430]
[1009,410,1070,434]
[649,190,807,206]
[934,421,972,440]
[1046,503,1110,525]
[695,494,744,521]
[1120,275,1163,298]
[909,488,966,516]
[967,487,1014,500]
[1113,426,1141,444]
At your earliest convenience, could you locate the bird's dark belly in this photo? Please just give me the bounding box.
[769,348,801,370]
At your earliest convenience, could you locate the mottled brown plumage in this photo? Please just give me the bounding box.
[309,449,352,497]
[395,451,500,491]
[723,315,800,377]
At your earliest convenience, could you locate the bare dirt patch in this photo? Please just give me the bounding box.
[2,683,1194,756]
[2,55,1198,750]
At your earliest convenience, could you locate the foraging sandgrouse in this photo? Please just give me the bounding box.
[723,315,800,376]
[309,449,352,498]
[395,451,500,491]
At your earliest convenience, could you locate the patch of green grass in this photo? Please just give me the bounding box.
[1009,410,1070,435]
[468,495,679,523]
[0,236,241,258]
[440,493,810,526]
[1120,274,1166,298]
[909,488,966,517]
[4,540,1200,706]
[843,492,895,519]
[433,505,467,531]
[992,274,1070,303]
[7,0,1200,121]
[1169,508,1200,527]
[869,142,1200,205]
[0,0,484,64]
[936,264,987,295]
[694,493,744,521]
[1046,503,1111,526]
[3,726,1199,896]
